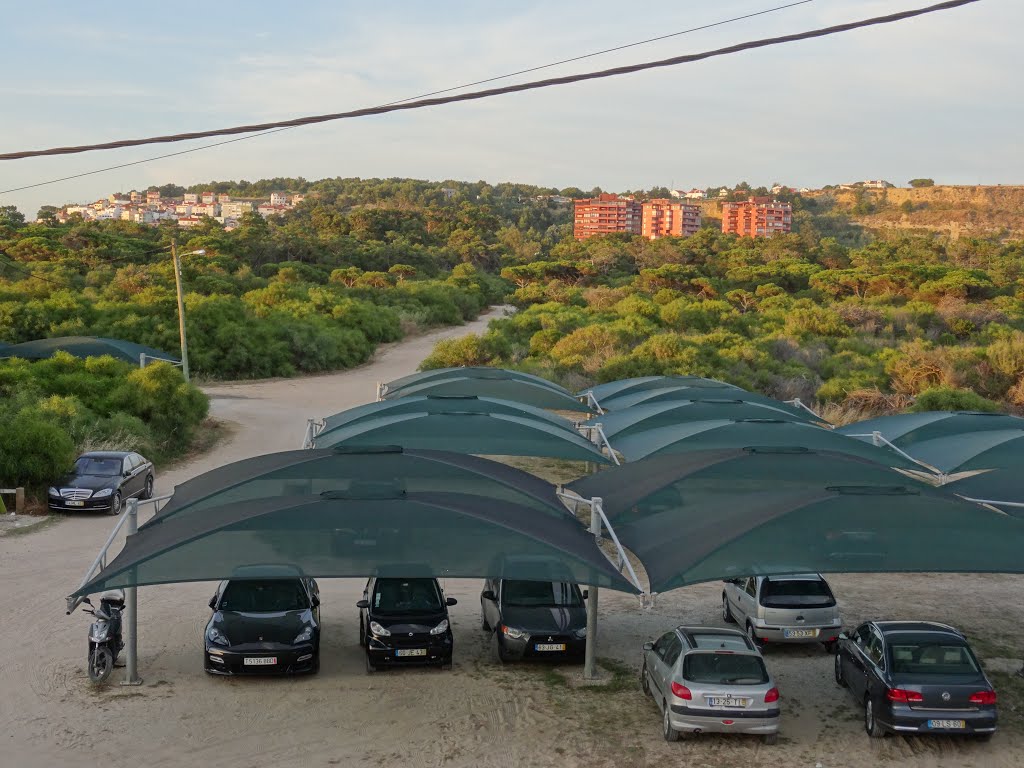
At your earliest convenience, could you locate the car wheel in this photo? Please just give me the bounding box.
[481,606,490,632]
[310,653,320,675]
[641,661,650,696]
[142,475,154,500]
[662,703,680,742]
[762,733,778,746]
[746,622,764,650]
[975,732,994,743]
[108,491,123,516]
[823,640,837,655]
[88,646,114,683]
[365,653,376,674]
[359,616,366,648]
[440,657,453,671]
[834,651,847,688]
[722,594,735,623]
[492,633,507,664]
[864,697,885,738]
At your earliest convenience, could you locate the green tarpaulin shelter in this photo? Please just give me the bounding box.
[0,335,179,365]
[73,491,639,596]
[904,429,1024,474]
[385,367,570,397]
[586,399,817,439]
[568,448,1024,592]
[837,411,1024,447]
[607,419,920,468]
[598,385,817,421]
[581,376,740,404]
[382,376,590,412]
[311,411,609,462]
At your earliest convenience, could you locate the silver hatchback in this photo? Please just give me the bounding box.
[641,626,780,744]
[722,573,842,651]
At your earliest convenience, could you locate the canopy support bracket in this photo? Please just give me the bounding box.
[844,431,945,476]
[121,499,142,686]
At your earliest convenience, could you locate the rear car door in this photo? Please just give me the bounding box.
[649,632,675,701]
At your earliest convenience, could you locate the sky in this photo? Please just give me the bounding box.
[0,0,1019,216]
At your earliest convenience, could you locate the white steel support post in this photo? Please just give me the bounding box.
[122,499,142,686]
[584,496,602,680]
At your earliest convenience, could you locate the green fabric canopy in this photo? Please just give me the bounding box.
[385,367,571,397]
[73,491,639,596]
[582,376,740,403]
[568,448,1024,592]
[143,446,571,527]
[382,376,590,412]
[837,411,1024,447]
[947,470,1024,512]
[586,400,817,439]
[311,411,609,462]
[905,429,1024,474]
[319,395,574,436]
[598,385,818,421]
[0,335,180,364]
[608,419,920,468]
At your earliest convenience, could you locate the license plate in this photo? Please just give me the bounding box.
[243,657,276,666]
[784,628,818,639]
[396,648,427,657]
[707,696,750,708]
[928,719,966,729]
[68,500,85,507]
[535,643,567,652]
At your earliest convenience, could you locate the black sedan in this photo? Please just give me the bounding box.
[482,578,588,663]
[48,451,154,515]
[204,577,321,675]
[358,577,456,672]
[835,620,997,739]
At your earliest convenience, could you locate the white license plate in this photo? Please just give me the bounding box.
[707,696,750,708]
[396,648,427,657]
[243,656,276,666]
[784,628,818,639]
[67,500,85,507]
[928,719,966,729]
[535,643,567,652]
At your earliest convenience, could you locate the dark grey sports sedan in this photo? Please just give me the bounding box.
[48,451,154,515]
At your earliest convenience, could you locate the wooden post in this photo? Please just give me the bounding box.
[15,487,24,514]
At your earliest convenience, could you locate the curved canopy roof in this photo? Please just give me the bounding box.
[0,335,179,365]
[320,395,574,436]
[311,412,609,463]
[836,411,1024,447]
[904,429,1024,474]
[74,491,639,596]
[946,469,1024,512]
[568,448,1024,592]
[598,385,817,421]
[382,376,590,412]
[385,367,570,397]
[143,446,571,527]
[608,419,919,468]
[582,376,740,403]
[585,399,817,439]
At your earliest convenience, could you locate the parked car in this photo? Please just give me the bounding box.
[722,573,842,651]
[357,576,456,672]
[641,626,780,744]
[834,620,997,739]
[204,575,321,675]
[481,577,588,663]
[48,451,154,515]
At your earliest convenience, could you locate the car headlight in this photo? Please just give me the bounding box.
[429,619,449,636]
[573,627,588,639]
[207,627,230,646]
[48,487,60,497]
[369,621,391,637]
[293,626,314,644]
[93,488,113,498]
[502,625,526,640]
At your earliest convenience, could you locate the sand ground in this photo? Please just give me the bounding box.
[2,306,1022,768]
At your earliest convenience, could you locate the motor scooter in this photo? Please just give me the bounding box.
[82,591,125,683]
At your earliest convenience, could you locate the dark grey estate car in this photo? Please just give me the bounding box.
[48,451,154,515]
[481,578,588,662]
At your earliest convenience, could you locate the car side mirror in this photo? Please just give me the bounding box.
[208,596,217,610]
[581,589,589,600]
[481,590,496,601]
[356,600,369,609]
[82,597,93,606]
[446,597,458,607]
[643,641,654,651]
[311,595,320,608]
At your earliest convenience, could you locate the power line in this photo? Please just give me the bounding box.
[0,251,75,287]
[0,0,815,196]
[0,0,979,163]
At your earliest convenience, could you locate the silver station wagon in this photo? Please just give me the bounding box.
[722,573,842,652]
[640,626,780,744]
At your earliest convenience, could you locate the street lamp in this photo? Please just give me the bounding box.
[170,239,205,382]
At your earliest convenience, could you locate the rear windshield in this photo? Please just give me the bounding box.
[503,580,581,608]
[759,578,835,608]
[683,652,769,685]
[74,457,121,476]
[373,578,443,614]
[889,641,981,676]
[219,580,308,612]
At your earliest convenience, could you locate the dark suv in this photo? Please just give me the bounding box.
[482,577,588,663]
[357,577,456,672]
[48,451,154,515]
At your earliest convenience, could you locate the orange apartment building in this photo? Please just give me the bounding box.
[721,196,792,237]
[641,198,701,239]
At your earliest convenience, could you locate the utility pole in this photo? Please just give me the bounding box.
[171,239,190,382]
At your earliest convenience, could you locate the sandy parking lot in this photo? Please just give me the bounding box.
[2,307,1023,768]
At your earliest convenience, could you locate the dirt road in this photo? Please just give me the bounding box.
[2,306,1022,768]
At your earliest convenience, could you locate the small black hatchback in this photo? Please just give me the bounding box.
[357,576,456,672]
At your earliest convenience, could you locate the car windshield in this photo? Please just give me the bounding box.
[889,640,981,676]
[372,579,442,614]
[73,457,122,477]
[683,652,769,685]
[759,578,835,608]
[219,580,309,612]
[502,580,581,607]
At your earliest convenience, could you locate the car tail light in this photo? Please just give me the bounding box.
[764,687,780,703]
[887,688,923,703]
[969,690,997,705]
[670,682,692,700]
